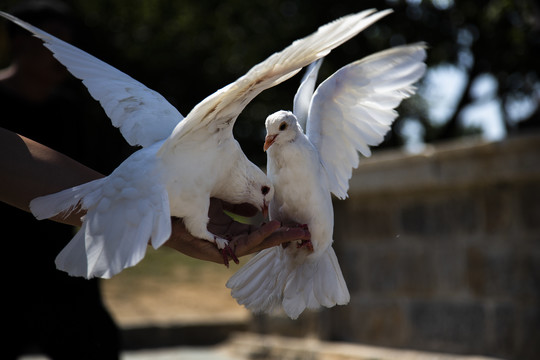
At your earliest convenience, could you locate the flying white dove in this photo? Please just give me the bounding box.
[227,43,427,319]
[0,8,394,279]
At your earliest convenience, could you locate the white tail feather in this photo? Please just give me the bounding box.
[29,178,106,221]
[31,176,171,279]
[55,203,166,279]
[227,245,350,319]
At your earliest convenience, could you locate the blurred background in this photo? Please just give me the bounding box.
[1,0,538,360]
[2,0,539,164]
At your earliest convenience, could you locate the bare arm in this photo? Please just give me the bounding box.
[0,127,310,264]
[0,127,102,226]
[166,199,311,264]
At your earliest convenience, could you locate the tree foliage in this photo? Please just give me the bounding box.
[1,0,538,164]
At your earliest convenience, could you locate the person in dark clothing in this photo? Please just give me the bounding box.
[0,1,123,358]
[0,2,311,358]
[0,1,309,360]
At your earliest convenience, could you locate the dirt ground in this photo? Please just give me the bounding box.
[100,246,252,327]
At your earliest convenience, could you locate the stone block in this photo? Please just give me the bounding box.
[516,251,540,299]
[518,182,540,231]
[364,249,400,294]
[400,203,429,235]
[466,246,516,298]
[337,244,367,295]
[432,244,466,295]
[489,303,515,359]
[364,246,436,296]
[338,197,399,241]
[481,183,515,235]
[399,195,479,238]
[408,300,486,354]
[517,305,540,360]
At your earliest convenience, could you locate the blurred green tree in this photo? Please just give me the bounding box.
[1,0,538,165]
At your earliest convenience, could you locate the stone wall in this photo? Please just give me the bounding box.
[251,133,540,360]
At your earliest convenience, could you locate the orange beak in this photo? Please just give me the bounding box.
[262,200,269,219]
[263,134,277,151]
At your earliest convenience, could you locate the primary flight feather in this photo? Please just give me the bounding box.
[0,8,393,279]
[227,43,427,319]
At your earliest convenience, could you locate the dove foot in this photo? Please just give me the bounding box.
[212,235,239,267]
[213,235,229,250]
[280,224,310,249]
[297,239,314,252]
[220,244,239,268]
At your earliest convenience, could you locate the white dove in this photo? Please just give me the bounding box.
[0,9,394,279]
[227,43,427,319]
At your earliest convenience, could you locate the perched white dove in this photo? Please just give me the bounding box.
[227,43,427,319]
[0,8,394,279]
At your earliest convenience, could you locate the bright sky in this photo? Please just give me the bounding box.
[400,64,510,152]
[394,0,538,150]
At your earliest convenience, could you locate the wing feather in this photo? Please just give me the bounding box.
[0,11,183,148]
[293,58,324,131]
[307,43,427,199]
[158,8,394,155]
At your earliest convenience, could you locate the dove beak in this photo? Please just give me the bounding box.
[262,200,269,219]
[263,134,277,151]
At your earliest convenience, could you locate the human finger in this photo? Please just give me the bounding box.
[233,222,311,257]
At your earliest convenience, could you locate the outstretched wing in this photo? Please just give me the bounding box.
[158,8,393,155]
[0,11,183,148]
[306,43,427,199]
[293,58,323,131]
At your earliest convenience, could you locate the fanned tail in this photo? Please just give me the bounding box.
[227,247,288,314]
[30,173,171,279]
[283,246,350,319]
[29,178,106,221]
[227,245,350,319]
[54,198,170,278]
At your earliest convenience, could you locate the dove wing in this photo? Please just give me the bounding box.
[306,43,427,199]
[0,11,183,148]
[158,8,393,155]
[293,58,323,131]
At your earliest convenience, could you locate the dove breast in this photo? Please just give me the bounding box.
[266,133,333,255]
[158,131,251,216]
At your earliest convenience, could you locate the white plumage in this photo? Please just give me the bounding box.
[227,43,427,319]
[0,9,393,279]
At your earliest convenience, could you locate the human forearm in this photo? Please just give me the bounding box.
[0,127,103,226]
[165,216,311,265]
[0,127,312,263]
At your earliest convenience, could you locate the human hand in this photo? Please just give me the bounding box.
[164,198,310,266]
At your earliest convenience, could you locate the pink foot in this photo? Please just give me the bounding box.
[298,223,309,231]
[220,244,239,268]
[297,239,314,252]
[281,224,310,250]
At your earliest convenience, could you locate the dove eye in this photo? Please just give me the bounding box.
[261,186,270,195]
[279,122,287,131]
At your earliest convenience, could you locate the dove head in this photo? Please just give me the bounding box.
[263,110,301,151]
[217,157,273,218]
[247,163,274,219]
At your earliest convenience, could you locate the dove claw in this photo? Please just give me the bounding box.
[219,244,239,267]
[226,244,239,264]
[212,235,237,267]
[220,249,230,268]
[213,235,229,250]
[297,239,314,252]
